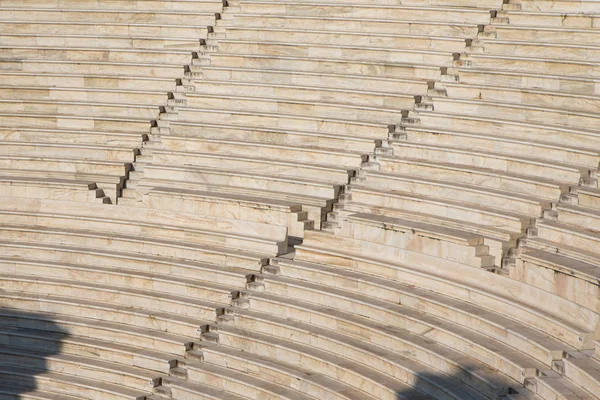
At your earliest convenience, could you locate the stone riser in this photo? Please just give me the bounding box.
[191,80,417,110]
[0,21,209,39]
[348,186,529,234]
[378,157,563,200]
[216,41,454,67]
[223,14,480,37]
[235,3,491,24]
[208,53,442,80]
[177,108,391,139]
[199,66,429,94]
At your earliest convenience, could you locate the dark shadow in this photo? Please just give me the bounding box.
[0,308,68,399]
[395,371,523,400]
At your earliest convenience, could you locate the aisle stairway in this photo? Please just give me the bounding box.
[0,0,600,399]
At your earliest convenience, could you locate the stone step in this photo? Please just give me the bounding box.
[0,125,143,146]
[199,66,429,94]
[555,202,600,232]
[523,235,600,274]
[513,247,600,315]
[184,93,404,124]
[402,125,599,170]
[391,140,587,183]
[208,50,441,79]
[234,2,492,24]
[429,96,600,131]
[141,186,313,239]
[0,176,108,203]
[511,0,600,13]
[443,82,600,115]
[0,45,193,64]
[0,258,239,306]
[535,219,600,258]
[0,33,201,52]
[456,68,600,96]
[0,386,82,400]
[0,274,222,321]
[346,184,530,234]
[412,110,600,151]
[481,39,600,63]
[377,156,564,200]
[0,85,171,107]
[466,53,600,78]
[221,27,468,52]
[0,238,263,286]
[0,289,205,338]
[214,40,454,67]
[221,14,480,37]
[0,59,184,80]
[0,325,172,374]
[338,201,515,263]
[359,170,547,217]
[190,79,417,109]
[0,365,147,400]
[0,100,159,123]
[501,10,600,30]
[178,358,317,400]
[575,187,600,210]
[158,136,363,169]
[337,212,496,268]
[0,72,178,91]
[233,287,519,397]
[168,123,377,153]
[297,230,598,349]
[0,155,128,176]
[0,20,209,39]
[0,140,136,162]
[491,25,600,45]
[141,164,338,200]
[0,307,190,356]
[160,375,250,400]
[152,151,354,184]
[0,8,221,24]
[529,372,599,400]
[0,345,160,393]
[177,107,391,139]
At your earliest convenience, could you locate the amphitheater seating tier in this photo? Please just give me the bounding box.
[1,0,600,398]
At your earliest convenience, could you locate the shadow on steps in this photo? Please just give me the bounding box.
[0,309,69,399]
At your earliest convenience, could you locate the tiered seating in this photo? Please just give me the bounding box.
[0,0,223,203]
[150,0,599,399]
[121,0,496,227]
[0,191,292,398]
[1,0,599,398]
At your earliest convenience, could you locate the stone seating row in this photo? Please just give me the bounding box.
[455,67,600,96]
[222,13,482,37]
[0,21,209,39]
[227,1,495,24]
[0,7,220,24]
[496,8,600,28]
